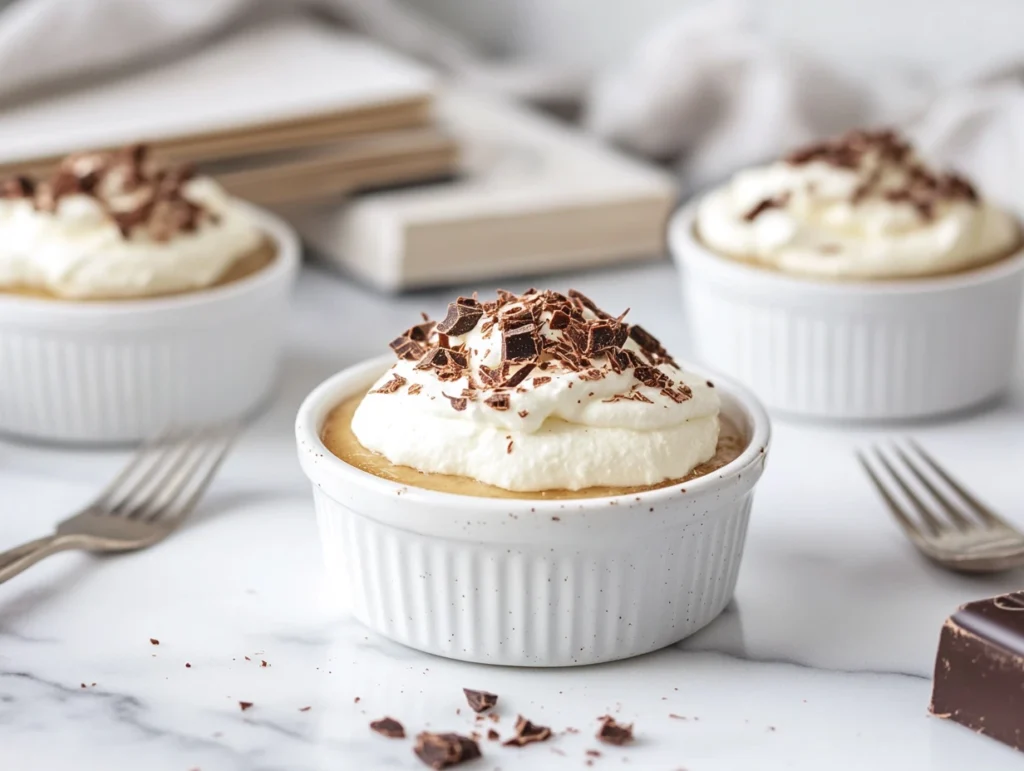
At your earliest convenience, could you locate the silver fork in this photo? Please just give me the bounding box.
[0,424,239,584]
[858,440,1024,573]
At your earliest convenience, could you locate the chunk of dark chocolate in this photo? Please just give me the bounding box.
[370,717,406,738]
[502,715,552,747]
[463,688,498,713]
[437,297,484,336]
[414,732,482,769]
[930,592,1024,752]
[502,325,539,362]
[596,716,633,746]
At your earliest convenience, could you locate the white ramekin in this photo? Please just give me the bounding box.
[670,204,1024,421]
[296,356,771,667]
[0,204,299,444]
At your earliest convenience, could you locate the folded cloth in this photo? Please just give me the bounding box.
[585,2,1024,212]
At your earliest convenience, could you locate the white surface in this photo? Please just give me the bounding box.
[287,88,676,290]
[0,18,434,163]
[0,204,299,442]
[673,205,1024,419]
[2,259,1024,768]
[297,357,766,665]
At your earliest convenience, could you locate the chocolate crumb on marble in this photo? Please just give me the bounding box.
[503,715,553,747]
[370,717,406,739]
[414,732,482,769]
[596,716,633,746]
[463,688,499,713]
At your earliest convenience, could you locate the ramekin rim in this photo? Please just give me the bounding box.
[0,201,299,317]
[295,354,772,511]
[668,200,1024,295]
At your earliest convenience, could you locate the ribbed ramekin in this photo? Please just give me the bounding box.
[670,204,1024,420]
[296,356,771,667]
[0,204,299,443]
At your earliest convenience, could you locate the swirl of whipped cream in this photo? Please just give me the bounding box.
[696,130,1020,280]
[352,289,720,492]
[0,147,263,300]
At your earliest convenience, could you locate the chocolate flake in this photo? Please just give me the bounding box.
[507,440,514,454]
[596,716,633,746]
[239,701,254,711]
[437,297,484,336]
[531,376,551,388]
[487,729,500,741]
[743,193,790,221]
[484,393,511,411]
[518,410,529,418]
[408,383,423,395]
[503,715,553,747]
[149,638,159,645]
[413,732,481,769]
[463,688,498,713]
[370,717,406,739]
[444,393,468,412]
[371,374,407,395]
[502,362,536,388]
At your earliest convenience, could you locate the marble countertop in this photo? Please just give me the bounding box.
[3,259,1024,771]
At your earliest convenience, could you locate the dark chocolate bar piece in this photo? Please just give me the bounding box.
[930,592,1024,752]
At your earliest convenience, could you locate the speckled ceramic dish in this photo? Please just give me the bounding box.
[296,355,771,667]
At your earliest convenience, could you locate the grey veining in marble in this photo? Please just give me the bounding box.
[2,259,1024,770]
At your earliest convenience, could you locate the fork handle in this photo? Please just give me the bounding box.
[0,535,79,584]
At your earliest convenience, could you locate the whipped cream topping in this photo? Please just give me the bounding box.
[351,289,720,492]
[0,146,264,299]
[696,130,1020,280]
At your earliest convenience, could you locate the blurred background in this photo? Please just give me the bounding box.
[0,0,1022,292]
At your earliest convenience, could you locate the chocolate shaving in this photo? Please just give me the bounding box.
[239,701,253,711]
[484,393,510,411]
[531,376,551,388]
[603,391,653,404]
[414,732,482,769]
[443,393,468,412]
[596,716,633,746]
[437,297,484,336]
[568,289,612,319]
[2,175,34,198]
[463,688,498,713]
[518,410,529,418]
[743,193,790,221]
[503,715,552,747]
[370,717,406,738]
[370,374,407,395]
[408,383,423,395]
[487,729,500,741]
[503,363,536,388]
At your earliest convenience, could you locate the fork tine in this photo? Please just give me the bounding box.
[139,423,240,523]
[857,450,924,538]
[91,427,186,510]
[907,440,1009,528]
[118,427,218,519]
[891,444,974,531]
[870,446,947,536]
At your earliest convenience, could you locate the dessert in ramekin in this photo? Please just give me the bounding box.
[671,129,1024,420]
[296,289,770,666]
[0,145,299,443]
